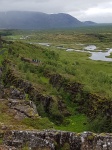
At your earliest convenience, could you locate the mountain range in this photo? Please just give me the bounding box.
[0,11,96,29]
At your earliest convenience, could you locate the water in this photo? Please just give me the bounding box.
[66,45,112,62]
[66,46,112,62]
[57,46,66,50]
[89,49,112,62]
[66,49,74,51]
[38,43,50,47]
[76,43,84,46]
[84,45,97,51]
[35,42,112,62]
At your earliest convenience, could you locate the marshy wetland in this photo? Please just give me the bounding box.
[34,43,112,61]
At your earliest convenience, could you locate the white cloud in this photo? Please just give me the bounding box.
[69,1,112,23]
[0,0,112,23]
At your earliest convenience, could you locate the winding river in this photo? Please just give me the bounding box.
[34,43,112,62]
[63,45,112,62]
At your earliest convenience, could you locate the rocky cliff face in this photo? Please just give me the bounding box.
[45,73,111,133]
[48,73,112,122]
[3,130,112,150]
[1,61,70,124]
[1,59,112,130]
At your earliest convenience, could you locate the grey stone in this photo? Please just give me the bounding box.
[3,130,112,150]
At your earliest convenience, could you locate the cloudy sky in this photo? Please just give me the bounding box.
[0,0,112,23]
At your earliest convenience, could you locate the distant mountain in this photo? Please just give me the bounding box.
[0,11,96,29]
[83,21,96,26]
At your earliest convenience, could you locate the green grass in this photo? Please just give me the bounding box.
[0,102,13,124]
[22,117,54,130]
[0,27,112,132]
[55,114,89,132]
[0,138,3,145]
[107,52,112,58]
[9,42,112,97]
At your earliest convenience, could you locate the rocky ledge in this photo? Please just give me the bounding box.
[2,130,112,150]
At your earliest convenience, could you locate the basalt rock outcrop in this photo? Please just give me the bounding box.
[0,84,4,98]
[0,98,38,121]
[2,87,25,100]
[3,130,112,150]
[1,59,112,130]
[49,73,112,120]
[8,99,38,120]
[2,66,53,114]
[1,61,70,123]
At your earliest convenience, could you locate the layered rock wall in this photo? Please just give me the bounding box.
[3,130,112,150]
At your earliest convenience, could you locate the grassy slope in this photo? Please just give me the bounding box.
[7,41,112,98]
[0,26,112,132]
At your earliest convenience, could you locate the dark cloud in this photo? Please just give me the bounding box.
[0,0,112,23]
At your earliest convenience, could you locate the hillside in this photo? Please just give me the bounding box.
[83,21,97,26]
[0,11,96,29]
[0,29,112,149]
